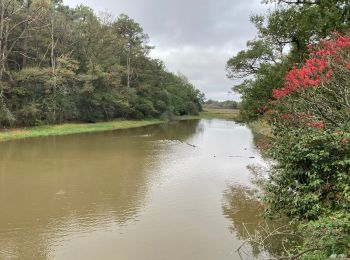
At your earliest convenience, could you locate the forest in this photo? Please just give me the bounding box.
[0,0,204,127]
[227,0,349,258]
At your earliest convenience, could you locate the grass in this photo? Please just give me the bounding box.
[249,119,273,138]
[0,119,165,142]
[178,108,240,120]
[0,109,240,142]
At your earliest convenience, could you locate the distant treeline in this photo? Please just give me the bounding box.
[204,100,240,109]
[0,0,204,127]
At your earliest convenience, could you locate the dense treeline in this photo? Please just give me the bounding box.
[227,1,350,259]
[0,0,204,127]
[204,99,240,109]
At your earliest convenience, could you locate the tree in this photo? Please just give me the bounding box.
[0,0,47,125]
[227,0,350,120]
[113,14,151,89]
[0,2,203,127]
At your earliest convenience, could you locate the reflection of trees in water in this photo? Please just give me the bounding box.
[0,120,200,259]
[126,119,202,141]
[222,185,299,259]
[0,135,151,258]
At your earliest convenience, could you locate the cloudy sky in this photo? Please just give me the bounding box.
[64,0,269,101]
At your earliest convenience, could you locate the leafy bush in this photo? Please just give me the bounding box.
[299,211,350,259]
[263,34,350,258]
[266,128,350,220]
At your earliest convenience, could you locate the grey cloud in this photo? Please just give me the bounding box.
[152,46,239,100]
[65,0,268,100]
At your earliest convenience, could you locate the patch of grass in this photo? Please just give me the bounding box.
[0,119,165,142]
[249,119,273,138]
[178,108,239,120]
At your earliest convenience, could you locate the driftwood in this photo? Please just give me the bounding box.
[186,142,196,148]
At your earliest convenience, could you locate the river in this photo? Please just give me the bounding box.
[0,119,284,259]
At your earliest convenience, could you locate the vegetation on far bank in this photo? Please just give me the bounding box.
[0,1,203,128]
[178,108,239,120]
[204,100,240,110]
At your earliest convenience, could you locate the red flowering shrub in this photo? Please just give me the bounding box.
[264,34,350,259]
[273,36,350,100]
[267,33,350,130]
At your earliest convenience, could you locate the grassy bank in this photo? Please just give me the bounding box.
[248,119,273,138]
[0,109,240,142]
[0,119,165,142]
[179,108,239,120]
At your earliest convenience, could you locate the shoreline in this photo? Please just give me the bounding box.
[0,109,239,142]
[249,119,273,138]
[0,119,165,142]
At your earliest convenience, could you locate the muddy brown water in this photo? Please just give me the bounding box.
[0,119,284,259]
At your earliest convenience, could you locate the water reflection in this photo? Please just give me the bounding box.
[222,184,298,259]
[0,120,200,259]
[0,119,289,260]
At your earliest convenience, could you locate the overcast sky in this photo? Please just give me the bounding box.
[64,0,269,101]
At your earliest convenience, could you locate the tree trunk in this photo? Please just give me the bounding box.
[50,13,57,122]
[126,49,131,88]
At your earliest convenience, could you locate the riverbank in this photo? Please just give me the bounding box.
[0,109,239,142]
[0,119,165,142]
[249,119,273,138]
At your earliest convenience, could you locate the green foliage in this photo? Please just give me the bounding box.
[266,127,350,220]
[0,3,203,127]
[299,211,350,259]
[0,101,15,126]
[204,99,240,109]
[262,39,350,257]
[226,40,276,80]
[263,125,350,258]
[230,2,350,256]
[226,0,349,120]
[234,61,291,121]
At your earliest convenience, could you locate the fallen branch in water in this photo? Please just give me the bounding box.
[236,222,302,260]
[186,142,196,148]
[228,155,255,159]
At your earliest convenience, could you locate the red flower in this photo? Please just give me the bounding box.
[306,121,325,129]
[325,69,333,79]
[273,89,289,99]
[335,55,344,64]
[280,114,294,120]
[341,138,348,145]
[272,35,350,99]
[337,36,350,49]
